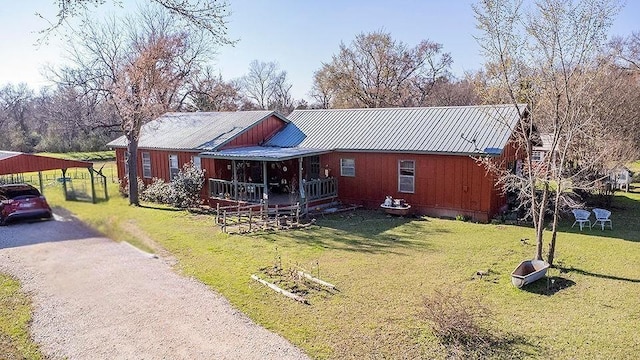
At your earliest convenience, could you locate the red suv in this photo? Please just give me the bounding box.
[0,184,53,225]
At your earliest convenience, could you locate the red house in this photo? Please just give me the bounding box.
[108,105,523,222]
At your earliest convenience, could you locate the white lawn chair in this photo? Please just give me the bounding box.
[593,208,613,230]
[571,209,591,231]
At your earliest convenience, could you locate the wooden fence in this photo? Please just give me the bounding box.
[215,202,304,234]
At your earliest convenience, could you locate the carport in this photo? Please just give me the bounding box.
[0,151,108,203]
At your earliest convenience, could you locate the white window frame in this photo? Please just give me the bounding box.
[169,154,179,180]
[531,151,543,162]
[191,155,202,170]
[398,160,415,193]
[142,152,152,178]
[340,158,355,177]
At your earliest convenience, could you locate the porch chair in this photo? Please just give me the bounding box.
[592,208,613,230]
[571,209,591,231]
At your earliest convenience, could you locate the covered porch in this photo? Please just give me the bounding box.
[200,146,337,207]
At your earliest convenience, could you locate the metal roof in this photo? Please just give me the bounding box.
[267,104,525,155]
[0,151,20,161]
[0,152,93,175]
[200,146,329,161]
[107,111,287,151]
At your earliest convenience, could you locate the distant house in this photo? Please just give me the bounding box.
[532,133,554,163]
[108,104,525,222]
[610,166,632,192]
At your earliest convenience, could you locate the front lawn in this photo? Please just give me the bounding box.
[39,173,640,359]
[15,161,640,359]
[0,274,42,360]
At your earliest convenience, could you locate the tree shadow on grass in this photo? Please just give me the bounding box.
[520,276,576,296]
[556,266,640,283]
[257,210,438,255]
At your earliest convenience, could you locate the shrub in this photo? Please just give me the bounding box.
[140,162,205,209]
[141,178,170,204]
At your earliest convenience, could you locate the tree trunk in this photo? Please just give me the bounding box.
[127,136,140,206]
[547,186,563,266]
[534,184,549,260]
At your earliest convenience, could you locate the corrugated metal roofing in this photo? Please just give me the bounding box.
[200,146,329,161]
[267,104,524,155]
[0,152,92,175]
[0,151,20,160]
[107,111,286,151]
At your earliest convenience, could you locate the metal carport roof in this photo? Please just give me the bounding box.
[0,151,106,203]
[0,151,93,175]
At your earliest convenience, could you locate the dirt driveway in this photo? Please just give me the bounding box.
[0,211,309,359]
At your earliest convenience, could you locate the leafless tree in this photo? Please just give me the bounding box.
[189,68,245,111]
[55,5,225,205]
[474,0,629,265]
[37,0,233,46]
[240,60,291,111]
[313,30,453,108]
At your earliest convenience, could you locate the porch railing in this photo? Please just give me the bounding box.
[209,177,337,203]
[209,179,266,203]
[304,177,337,201]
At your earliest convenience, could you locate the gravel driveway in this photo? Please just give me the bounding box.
[0,211,309,359]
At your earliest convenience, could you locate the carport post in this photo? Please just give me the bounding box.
[89,167,97,204]
[61,168,68,200]
[38,171,44,195]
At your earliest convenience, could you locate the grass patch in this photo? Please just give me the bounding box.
[0,274,42,360]
[36,164,640,359]
[37,150,115,162]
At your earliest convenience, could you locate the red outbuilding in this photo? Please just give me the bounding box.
[108,105,525,222]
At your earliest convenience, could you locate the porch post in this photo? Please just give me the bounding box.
[262,161,268,198]
[298,157,305,211]
[232,160,238,200]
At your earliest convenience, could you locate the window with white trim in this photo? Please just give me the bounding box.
[191,155,202,170]
[169,154,179,180]
[340,158,355,177]
[531,151,543,162]
[142,152,152,178]
[398,160,415,193]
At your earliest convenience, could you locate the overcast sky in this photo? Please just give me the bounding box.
[0,0,638,101]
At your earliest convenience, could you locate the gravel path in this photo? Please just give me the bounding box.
[0,212,309,359]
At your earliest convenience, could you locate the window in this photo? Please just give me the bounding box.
[398,160,415,193]
[531,151,543,162]
[191,155,202,170]
[169,154,179,180]
[123,152,129,176]
[340,158,355,177]
[142,152,152,178]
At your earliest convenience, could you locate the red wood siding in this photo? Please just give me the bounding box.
[319,151,504,222]
[115,148,216,198]
[221,115,286,149]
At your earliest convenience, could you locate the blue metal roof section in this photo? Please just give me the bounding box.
[200,146,330,161]
[264,123,306,147]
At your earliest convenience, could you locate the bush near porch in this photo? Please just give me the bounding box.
[18,158,640,359]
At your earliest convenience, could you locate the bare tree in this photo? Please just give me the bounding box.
[313,30,453,108]
[56,5,224,205]
[38,0,233,46]
[474,0,630,265]
[189,68,244,111]
[240,60,291,111]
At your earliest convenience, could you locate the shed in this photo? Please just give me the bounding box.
[0,151,107,203]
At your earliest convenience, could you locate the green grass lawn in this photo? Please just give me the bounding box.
[36,169,640,359]
[37,150,115,162]
[0,275,42,360]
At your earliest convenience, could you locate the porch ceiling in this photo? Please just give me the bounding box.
[199,146,330,161]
